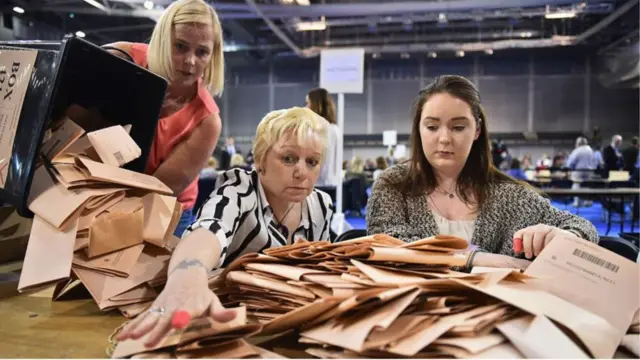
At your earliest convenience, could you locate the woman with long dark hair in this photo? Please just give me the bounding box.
[306,88,341,189]
[367,75,597,270]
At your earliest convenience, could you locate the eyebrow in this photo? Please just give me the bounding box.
[280,146,322,156]
[422,116,471,122]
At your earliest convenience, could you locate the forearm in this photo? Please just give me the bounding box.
[154,161,194,196]
[168,228,222,277]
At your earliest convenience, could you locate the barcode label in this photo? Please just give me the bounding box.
[572,248,619,273]
[114,151,124,165]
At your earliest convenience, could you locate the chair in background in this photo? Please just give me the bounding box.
[598,236,639,262]
[342,177,368,216]
[335,229,368,243]
[619,232,639,248]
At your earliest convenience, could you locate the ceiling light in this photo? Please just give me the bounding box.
[484,49,494,55]
[296,19,326,31]
[295,0,310,5]
[372,53,381,59]
[13,6,25,14]
[427,52,437,58]
[75,31,86,38]
[438,13,447,23]
[545,11,577,19]
[83,0,110,12]
[401,53,410,59]
[455,50,465,57]
[521,32,533,38]
[143,1,154,10]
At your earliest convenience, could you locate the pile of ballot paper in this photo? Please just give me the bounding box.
[206,234,640,359]
[17,113,182,315]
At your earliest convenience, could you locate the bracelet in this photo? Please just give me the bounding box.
[465,250,479,270]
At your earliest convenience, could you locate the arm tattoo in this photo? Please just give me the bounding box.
[169,259,207,275]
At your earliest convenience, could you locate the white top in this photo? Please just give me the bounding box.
[185,168,334,268]
[431,211,476,243]
[316,123,341,187]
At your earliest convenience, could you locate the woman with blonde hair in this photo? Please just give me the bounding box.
[106,0,224,236]
[116,107,334,347]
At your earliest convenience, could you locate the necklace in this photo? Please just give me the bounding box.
[435,186,456,199]
[273,204,296,239]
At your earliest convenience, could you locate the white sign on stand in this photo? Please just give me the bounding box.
[382,130,397,146]
[320,48,365,94]
[319,48,365,237]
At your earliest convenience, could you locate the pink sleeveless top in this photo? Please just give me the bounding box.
[129,43,219,210]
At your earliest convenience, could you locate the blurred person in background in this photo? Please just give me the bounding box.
[603,134,623,177]
[521,153,533,170]
[536,153,552,169]
[346,156,365,180]
[373,156,389,182]
[552,152,567,169]
[386,146,396,166]
[365,158,377,172]
[220,136,241,170]
[306,88,341,189]
[230,153,250,171]
[106,0,224,236]
[567,136,595,207]
[622,136,639,173]
[199,157,218,179]
[506,158,527,181]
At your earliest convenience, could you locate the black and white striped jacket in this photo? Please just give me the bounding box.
[184,168,334,268]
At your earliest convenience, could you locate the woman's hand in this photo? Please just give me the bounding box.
[471,252,532,271]
[115,265,235,348]
[513,224,580,259]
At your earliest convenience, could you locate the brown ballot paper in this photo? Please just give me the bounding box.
[86,125,141,167]
[27,165,124,230]
[41,117,85,161]
[141,193,182,247]
[525,235,640,341]
[453,277,619,358]
[18,216,78,292]
[87,208,144,258]
[75,157,172,195]
[496,315,590,358]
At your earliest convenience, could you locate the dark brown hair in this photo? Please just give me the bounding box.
[375,156,388,170]
[393,75,517,208]
[307,88,336,124]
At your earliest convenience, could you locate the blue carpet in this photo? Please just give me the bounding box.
[345,201,635,237]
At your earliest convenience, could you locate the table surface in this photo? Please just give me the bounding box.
[0,278,124,358]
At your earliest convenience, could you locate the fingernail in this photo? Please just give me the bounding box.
[513,238,523,254]
[525,252,532,259]
[172,311,191,329]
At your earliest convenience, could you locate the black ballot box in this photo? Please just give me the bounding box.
[0,35,167,216]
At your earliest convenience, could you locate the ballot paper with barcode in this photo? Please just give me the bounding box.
[525,235,640,340]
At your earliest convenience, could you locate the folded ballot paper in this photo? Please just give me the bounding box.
[18,114,182,315]
[157,233,637,360]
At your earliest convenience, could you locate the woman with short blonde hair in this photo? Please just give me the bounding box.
[105,0,224,236]
[117,107,333,347]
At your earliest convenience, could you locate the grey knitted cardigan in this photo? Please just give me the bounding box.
[366,165,599,256]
